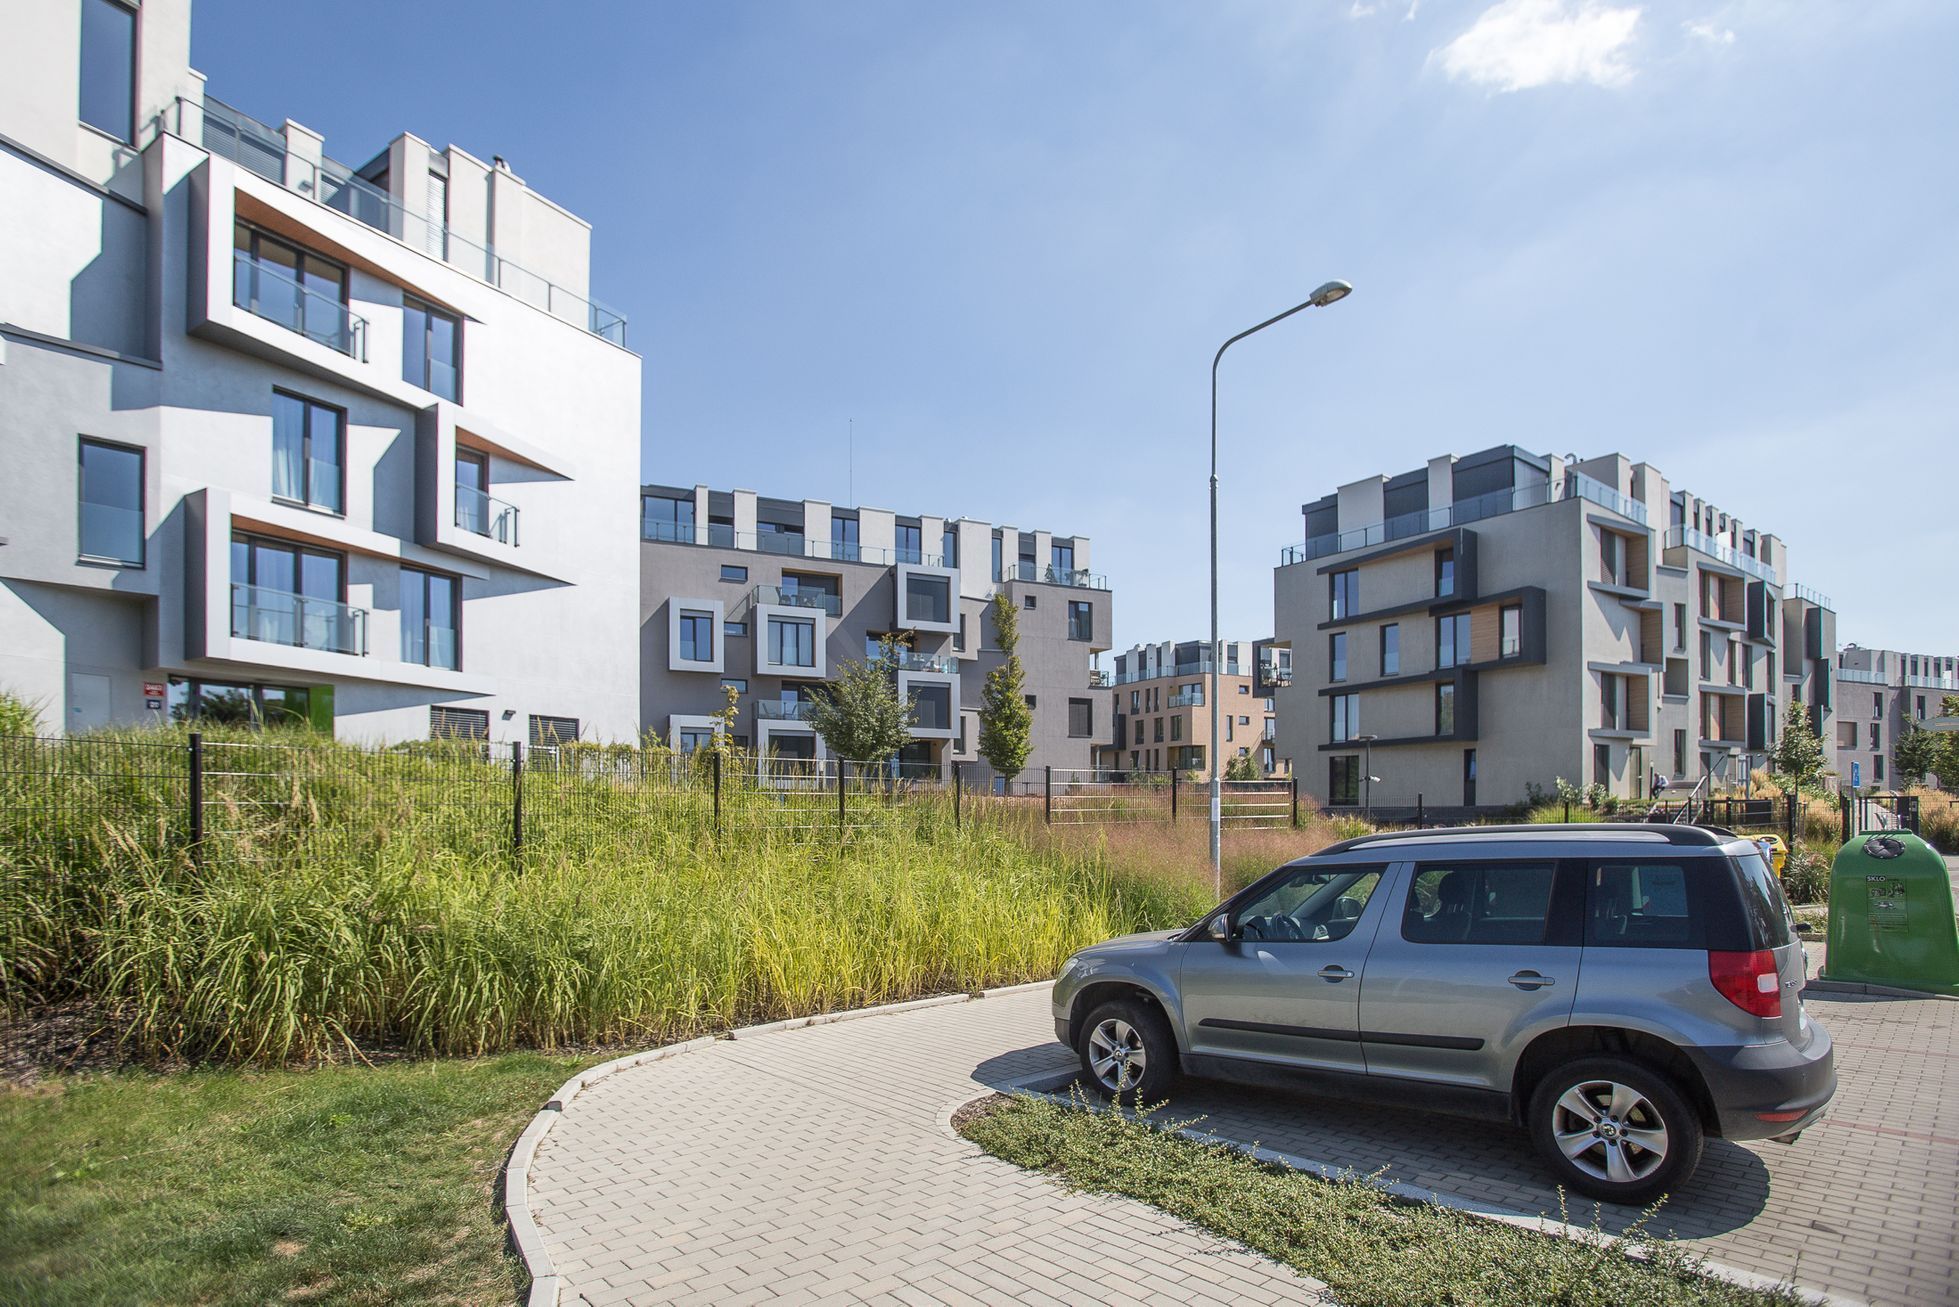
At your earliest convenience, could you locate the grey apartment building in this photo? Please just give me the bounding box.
[640,486,1111,785]
[1835,646,1957,789]
[1273,445,1838,818]
[1,0,641,743]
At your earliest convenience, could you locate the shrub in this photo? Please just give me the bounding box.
[1782,847,1831,906]
[0,689,43,736]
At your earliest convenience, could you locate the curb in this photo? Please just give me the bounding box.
[502,981,1055,1307]
[1807,977,1959,1002]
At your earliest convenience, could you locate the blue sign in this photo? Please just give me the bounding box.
[1851,760,1862,789]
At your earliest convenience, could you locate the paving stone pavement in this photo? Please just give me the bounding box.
[529,983,1956,1306]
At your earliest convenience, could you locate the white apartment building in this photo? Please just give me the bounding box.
[0,0,641,744]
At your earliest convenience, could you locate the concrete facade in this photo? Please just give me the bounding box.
[639,486,1111,786]
[1834,645,1958,789]
[1274,445,1839,818]
[0,0,640,744]
[1098,639,1284,777]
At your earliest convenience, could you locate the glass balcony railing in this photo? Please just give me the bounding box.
[997,561,1108,589]
[1792,582,1834,611]
[755,700,814,720]
[230,583,367,655]
[180,96,628,346]
[640,519,945,568]
[455,483,519,546]
[893,651,955,674]
[1088,669,1111,688]
[1665,527,1777,583]
[1166,688,1205,709]
[232,249,367,359]
[753,584,841,617]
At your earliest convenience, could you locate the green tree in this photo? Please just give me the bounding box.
[0,689,43,736]
[1223,751,1262,781]
[1769,699,1826,790]
[1935,695,1959,789]
[1896,722,1941,787]
[803,635,916,764]
[978,594,1033,785]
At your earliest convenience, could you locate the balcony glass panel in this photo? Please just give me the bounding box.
[233,245,366,360]
[455,483,519,545]
[231,583,366,654]
[755,584,840,617]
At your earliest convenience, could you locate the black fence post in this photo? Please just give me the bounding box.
[1044,765,1052,825]
[1839,793,1851,845]
[1563,799,1571,824]
[838,759,848,840]
[1416,793,1425,828]
[1290,773,1299,828]
[1170,770,1179,823]
[1786,791,1796,846]
[712,749,722,836]
[187,731,204,870]
[511,740,525,869]
[954,762,962,831]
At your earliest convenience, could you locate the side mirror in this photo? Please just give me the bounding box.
[1204,914,1234,943]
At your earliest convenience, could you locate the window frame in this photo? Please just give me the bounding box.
[401,564,462,669]
[270,390,347,515]
[401,295,463,401]
[1329,569,1359,621]
[1330,692,1359,743]
[1329,631,1347,682]
[430,704,489,742]
[1067,697,1093,738]
[1379,623,1399,677]
[768,615,817,668]
[76,436,145,566]
[1067,599,1093,642]
[678,608,716,664]
[1435,548,1456,599]
[77,0,137,143]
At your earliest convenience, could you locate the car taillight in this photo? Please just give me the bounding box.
[1709,950,1782,1019]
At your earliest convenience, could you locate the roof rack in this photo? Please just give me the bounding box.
[1314,823,1738,857]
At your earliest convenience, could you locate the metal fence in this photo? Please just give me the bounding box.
[1043,768,1299,828]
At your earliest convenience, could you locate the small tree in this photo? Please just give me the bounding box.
[977,593,1033,786]
[804,636,916,766]
[1938,695,1959,789]
[1896,722,1940,788]
[1769,699,1825,790]
[1223,751,1262,781]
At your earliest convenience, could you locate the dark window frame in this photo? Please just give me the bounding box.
[401,295,463,401]
[270,389,348,515]
[401,564,462,669]
[77,435,145,566]
[78,0,137,143]
[430,704,490,741]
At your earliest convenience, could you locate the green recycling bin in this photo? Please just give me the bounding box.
[1819,832,1959,995]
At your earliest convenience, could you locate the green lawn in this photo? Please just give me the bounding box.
[959,1093,1799,1307]
[0,1054,580,1306]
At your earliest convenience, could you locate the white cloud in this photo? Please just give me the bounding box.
[1684,18,1736,45]
[1348,2,1382,17]
[1434,0,1643,92]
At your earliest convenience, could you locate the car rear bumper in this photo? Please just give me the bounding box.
[1686,1021,1835,1140]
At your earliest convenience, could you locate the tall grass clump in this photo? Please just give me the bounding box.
[2,725,1218,1064]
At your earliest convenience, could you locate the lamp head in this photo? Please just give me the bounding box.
[1309,280,1353,308]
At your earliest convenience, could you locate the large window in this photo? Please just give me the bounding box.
[642,494,695,543]
[913,684,952,731]
[1329,632,1347,682]
[1067,600,1093,642]
[895,522,923,565]
[271,391,344,513]
[1436,612,1472,669]
[1500,604,1522,659]
[1330,756,1361,806]
[402,297,461,400]
[942,527,958,568]
[1329,569,1359,621]
[831,515,860,562]
[169,678,327,730]
[769,616,816,667]
[678,609,715,663]
[231,535,358,654]
[1435,548,1456,598]
[430,705,488,741]
[1402,862,1556,945]
[233,223,357,356]
[1435,683,1456,735]
[78,0,136,141]
[401,567,460,669]
[1330,693,1359,743]
[77,438,143,564]
[905,575,951,625]
[1051,541,1076,579]
[1380,623,1400,677]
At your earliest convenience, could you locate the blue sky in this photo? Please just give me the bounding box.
[193,0,1957,657]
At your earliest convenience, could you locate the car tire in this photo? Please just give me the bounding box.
[1076,997,1176,1104]
[1528,1056,1704,1205]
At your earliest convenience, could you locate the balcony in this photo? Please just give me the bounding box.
[755,700,815,721]
[1280,469,1649,566]
[185,96,628,345]
[893,650,955,674]
[753,584,841,618]
[1257,659,1293,686]
[1792,582,1834,611]
[640,518,944,567]
[999,561,1108,589]
[1167,688,1205,709]
[230,583,367,656]
[455,483,519,546]
[1666,526,1777,584]
[232,249,367,360]
[1088,669,1112,688]
[1836,667,1884,686]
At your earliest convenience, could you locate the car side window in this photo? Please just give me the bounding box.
[1586,861,1701,948]
[1235,866,1384,944]
[1402,861,1557,945]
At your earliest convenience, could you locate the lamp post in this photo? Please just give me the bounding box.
[1209,282,1351,892]
[1358,733,1379,824]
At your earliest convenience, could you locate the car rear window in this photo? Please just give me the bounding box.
[1586,862,1703,949]
[1732,851,1794,949]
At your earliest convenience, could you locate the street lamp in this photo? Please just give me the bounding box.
[1209,281,1352,892]
[1357,733,1379,824]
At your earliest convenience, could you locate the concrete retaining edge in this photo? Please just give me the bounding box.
[501,981,1054,1307]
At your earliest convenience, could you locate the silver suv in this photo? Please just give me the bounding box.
[1051,825,1834,1203]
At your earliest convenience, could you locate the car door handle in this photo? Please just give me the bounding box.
[1507,971,1555,990]
[1317,965,1354,982]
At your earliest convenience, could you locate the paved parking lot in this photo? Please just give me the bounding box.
[528,981,1956,1305]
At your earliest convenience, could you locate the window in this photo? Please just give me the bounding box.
[941,527,958,568]
[1154,718,1164,743]
[1330,756,1360,806]
[955,613,967,652]
[1600,674,1620,729]
[1330,693,1359,743]
[1025,694,1037,710]
[1233,865,1384,943]
[1329,632,1347,682]
[1068,698,1093,738]
[1699,630,1713,681]
[1594,743,1611,787]
[720,678,748,694]
[895,523,922,565]
[1435,549,1456,598]
[430,705,488,741]
[79,0,136,141]
[1435,683,1456,735]
[906,575,951,625]
[1402,862,1556,945]
[1051,541,1076,579]
[676,728,717,755]
[1436,613,1471,668]
[991,533,1003,582]
[1872,692,1882,719]
[77,438,143,564]
[1238,684,1250,695]
[678,609,715,663]
[1673,729,1687,776]
[1170,717,1182,742]
[1673,603,1687,650]
[831,515,859,562]
[1226,716,1234,742]
[1463,748,1477,806]
[1599,531,1620,585]
[1067,600,1093,641]
[1380,623,1400,677]
[233,223,355,356]
[402,297,461,400]
[1134,718,1146,745]
[1130,690,1139,714]
[270,392,344,513]
[1587,862,1697,948]
[1871,723,1881,751]
[1875,754,1886,781]
[454,449,495,537]
[718,564,748,584]
[724,620,748,637]
[401,567,460,669]
[643,494,695,543]
[1918,695,1927,719]
[170,679,327,731]
[231,535,355,653]
[1499,605,1522,659]
[768,616,816,667]
[1022,594,1036,610]
[912,684,952,731]
[529,715,579,746]
[1329,569,1359,621]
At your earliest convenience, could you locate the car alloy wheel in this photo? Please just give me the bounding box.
[1550,1079,1670,1185]
[1087,1017,1147,1094]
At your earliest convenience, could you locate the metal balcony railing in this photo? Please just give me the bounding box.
[174,96,627,345]
[640,517,945,568]
[753,584,841,617]
[998,561,1108,589]
[455,483,519,546]
[230,583,367,655]
[1792,582,1834,611]
[1088,669,1112,688]
[893,650,955,674]
[1665,527,1778,583]
[232,249,367,359]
